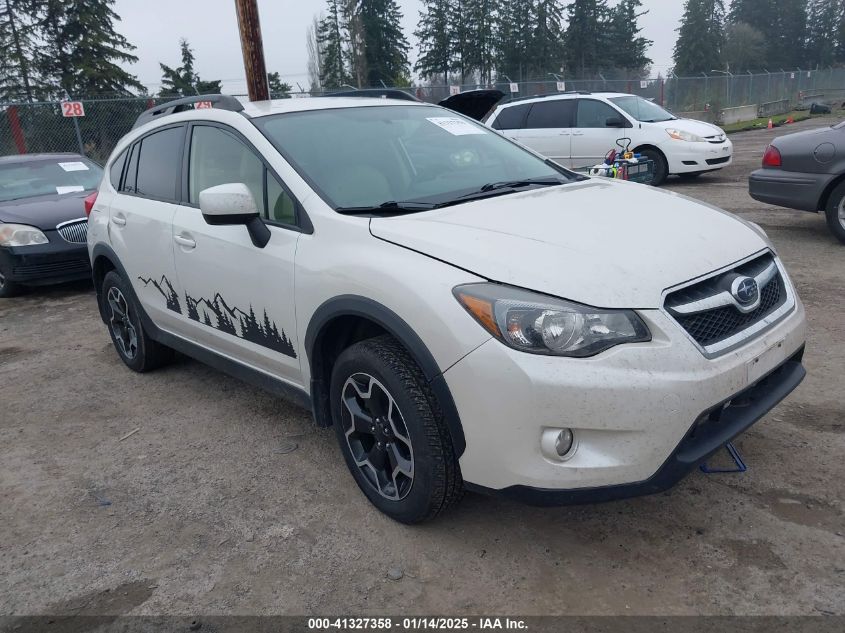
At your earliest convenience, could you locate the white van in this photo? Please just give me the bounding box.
[480,92,732,185]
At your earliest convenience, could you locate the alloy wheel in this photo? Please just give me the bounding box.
[340,373,414,500]
[107,286,138,359]
[838,196,845,231]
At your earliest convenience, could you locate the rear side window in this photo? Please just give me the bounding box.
[492,103,531,130]
[109,150,127,190]
[133,127,184,201]
[525,100,576,129]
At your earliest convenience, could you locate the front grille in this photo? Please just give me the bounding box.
[674,278,782,346]
[57,220,88,243]
[665,253,789,352]
[706,156,730,165]
[12,258,90,279]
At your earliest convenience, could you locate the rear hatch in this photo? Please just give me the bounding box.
[438,89,506,121]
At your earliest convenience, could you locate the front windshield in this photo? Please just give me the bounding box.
[253,105,576,210]
[0,158,102,203]
[610,96,676,123]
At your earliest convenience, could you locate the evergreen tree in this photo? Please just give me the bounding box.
[415,0,454,84]
[463,0,496,84]
[448,0,469,82]
[605,0,652,76]
[159,39,221,96]
[317,0,348,87]
[496,0,535,81]
[728,0,807,68]
[359,0,410,85]
[673,0,725,76]
[267,71,291,97]
[806,0,841,67]
[0,0,39,101]
[564,0,609,79]
[37,0,143,97]
[532,0,566,80]
[838,3,845,62]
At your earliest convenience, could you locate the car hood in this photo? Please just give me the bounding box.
[0,191,91,230]
[651,117,726,139]
[370,179,767,308]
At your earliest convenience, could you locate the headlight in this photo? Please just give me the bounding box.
[0,223,49,246]
[453,283,651,357]
[666,128,706,143]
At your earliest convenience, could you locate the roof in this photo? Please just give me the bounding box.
[0,152,84,164]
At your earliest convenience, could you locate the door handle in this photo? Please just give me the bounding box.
[559,131,570,136]
[572,132,585,136]
[174,234,196,249]
[111,215,126,226]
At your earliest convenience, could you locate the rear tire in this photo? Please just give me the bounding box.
[639,148,668,186]
[0,270,24,298]
[824,181,845,245]
[101,271,173,372]
[329,335,463,523]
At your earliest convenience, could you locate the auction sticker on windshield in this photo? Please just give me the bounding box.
[426,117,486,136]
[58,161,89,172]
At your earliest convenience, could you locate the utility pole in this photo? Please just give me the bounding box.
[234,0,269,101]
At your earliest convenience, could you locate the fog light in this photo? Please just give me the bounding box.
[555,429,574,456]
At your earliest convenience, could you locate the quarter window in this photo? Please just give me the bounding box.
[134,126,183,200]
[525,100,576,129]
[122,143,139,193]
[576,100,622,128]
[109,149,127,190]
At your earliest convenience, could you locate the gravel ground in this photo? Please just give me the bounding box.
[1,116,843,617]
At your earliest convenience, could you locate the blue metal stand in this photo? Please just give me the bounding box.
[700,442,747,474]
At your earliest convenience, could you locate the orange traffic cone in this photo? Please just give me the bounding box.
[767,118,774,129]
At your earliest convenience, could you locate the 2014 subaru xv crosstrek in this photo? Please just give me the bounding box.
[87,94,807,523]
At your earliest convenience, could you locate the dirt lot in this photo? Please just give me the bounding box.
[1,116,843,617]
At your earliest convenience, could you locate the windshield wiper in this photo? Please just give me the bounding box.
[335,200,438,215]
[446,177,567,204]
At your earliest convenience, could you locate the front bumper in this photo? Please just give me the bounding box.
[0,231,90,286]
[445,299,806,498]
[749,168,833,212]
[666,140,733,174]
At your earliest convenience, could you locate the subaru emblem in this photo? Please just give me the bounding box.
[731,276,759,306]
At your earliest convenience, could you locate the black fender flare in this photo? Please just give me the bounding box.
[305,295,467,457]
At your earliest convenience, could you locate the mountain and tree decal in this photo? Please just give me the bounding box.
[138,275,296,358]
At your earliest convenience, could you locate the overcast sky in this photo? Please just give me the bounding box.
[115,0,685,93]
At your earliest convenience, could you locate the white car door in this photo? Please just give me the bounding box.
[108,124,186,332]
[498,100,576,167]
[170,123,303,384]
[570,99,633,170]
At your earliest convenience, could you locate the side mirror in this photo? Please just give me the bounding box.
[199,183,270,248]
[605,116,626,128]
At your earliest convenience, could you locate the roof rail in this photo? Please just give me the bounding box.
[132,94,244,129]
[323,88,420,102]
[505,90,593,104]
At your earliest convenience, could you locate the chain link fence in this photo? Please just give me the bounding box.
[2,68,844,163]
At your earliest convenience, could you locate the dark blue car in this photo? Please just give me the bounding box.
[0,153,101,297]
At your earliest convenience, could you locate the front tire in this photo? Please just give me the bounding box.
[639,148,668,186]
[0,270,24,298]
[101,271,173,372]
[824,181,845,244]
[329,335,463,523]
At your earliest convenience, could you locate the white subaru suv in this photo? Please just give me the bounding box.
[86,94,805,523]
[485,92,733,185]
